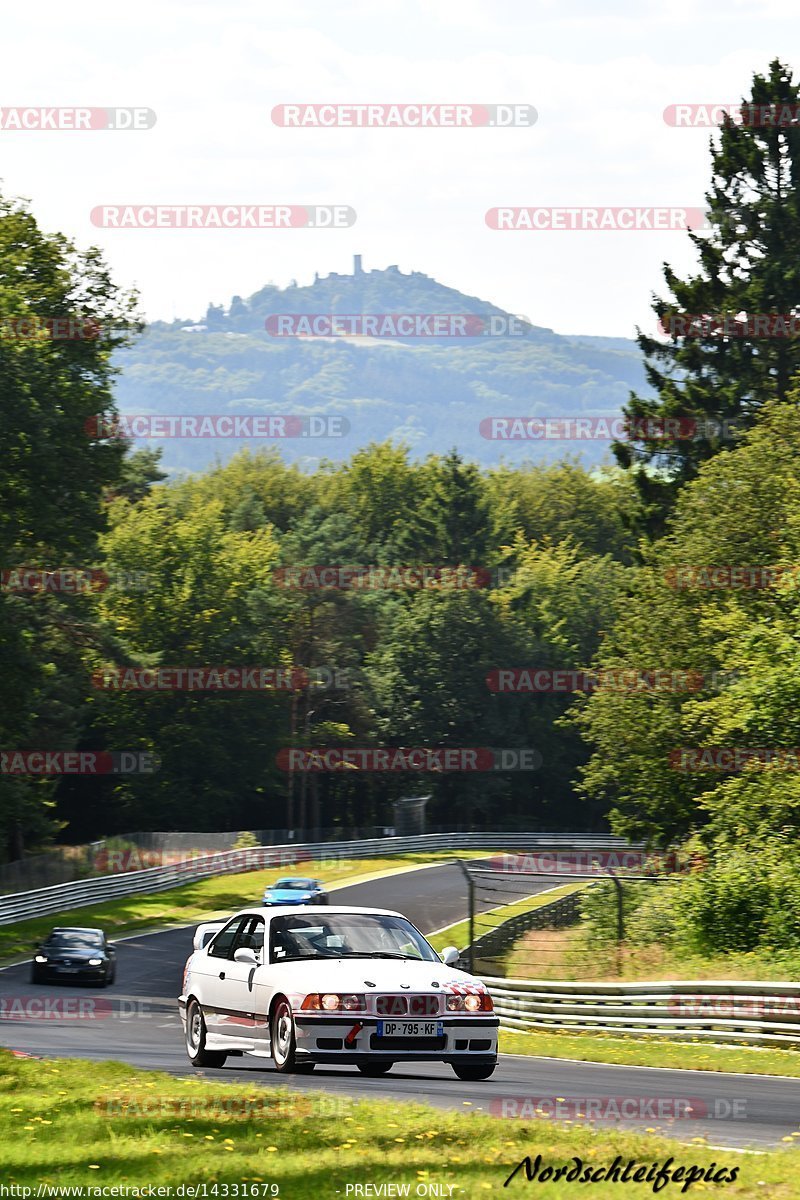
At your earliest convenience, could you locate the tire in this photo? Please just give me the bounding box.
[30,969,43,985]
[357,1062,393,1076]
[185,999,228,1068]
[451,1062,497,1081]
[270,997,304,1072]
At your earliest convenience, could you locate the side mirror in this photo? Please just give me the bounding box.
[234,947,258,965]
[439,946,460,966]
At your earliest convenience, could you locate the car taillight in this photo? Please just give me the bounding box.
[446,993,494,1012]
[301,993,367,1012]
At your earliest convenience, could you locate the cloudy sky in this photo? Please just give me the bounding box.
[1,0,797,337]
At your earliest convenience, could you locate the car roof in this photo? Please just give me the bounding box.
[270,878,318,885]
[230,905,405,919]
[49,926,103,935]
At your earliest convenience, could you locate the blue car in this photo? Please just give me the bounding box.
[262,877,328,906]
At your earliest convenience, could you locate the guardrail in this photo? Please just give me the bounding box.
[0,832,638,925]
[483,976,800,1048]
[466,889,589,970]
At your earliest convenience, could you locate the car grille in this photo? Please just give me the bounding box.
[375,995,440,1016]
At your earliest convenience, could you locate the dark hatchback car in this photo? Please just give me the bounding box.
[31,927,117,986]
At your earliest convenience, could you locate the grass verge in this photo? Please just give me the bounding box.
[0,1050,795,1196]
[427,884,589,955]
[500,1028,800,1079]
[503,924,800,983]
[0,851,488,964]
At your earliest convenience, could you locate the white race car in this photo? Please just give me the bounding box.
[179,905,498,1080]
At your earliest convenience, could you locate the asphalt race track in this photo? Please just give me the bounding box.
[1,859,798,1150]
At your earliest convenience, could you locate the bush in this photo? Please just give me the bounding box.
[232,830,260,850]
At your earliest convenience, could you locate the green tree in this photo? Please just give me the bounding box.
[0,193,139,856]
[579,400,800,842]
[616,60,800,532]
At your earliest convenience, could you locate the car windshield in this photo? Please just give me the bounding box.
[269,913,438,963]
[271,879,314,890]
[44,932,103,949]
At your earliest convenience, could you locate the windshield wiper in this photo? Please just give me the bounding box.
[343,951,422,959]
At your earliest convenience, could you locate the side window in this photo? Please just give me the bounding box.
[232,915,265,957]
[208,917,247,960]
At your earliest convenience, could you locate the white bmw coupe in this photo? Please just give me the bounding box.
[179,905,498,1079]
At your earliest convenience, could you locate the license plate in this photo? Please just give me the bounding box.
[377,1020,442,1038]
[57,967,78,973]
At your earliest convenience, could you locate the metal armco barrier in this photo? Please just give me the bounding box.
[0,832,637,925]
[467,890,589,968]
[483,976,800,1048]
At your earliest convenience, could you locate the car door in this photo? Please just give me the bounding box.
[221,914,270,1047]
[194,915,248,1039]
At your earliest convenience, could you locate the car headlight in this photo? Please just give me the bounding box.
[301,993,367,1012]
[446,992,493,1012]
[88,958,103,966]
[34,955,47,964]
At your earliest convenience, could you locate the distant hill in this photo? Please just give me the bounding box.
[113,258,649,474]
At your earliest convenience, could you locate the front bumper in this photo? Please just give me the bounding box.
[294,1014,499,1063]
[34,964,108,981]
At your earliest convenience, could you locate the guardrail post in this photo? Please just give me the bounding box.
[455,858,475,974]
[607,869,624,975]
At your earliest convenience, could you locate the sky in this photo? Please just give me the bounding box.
[1,0,798,338]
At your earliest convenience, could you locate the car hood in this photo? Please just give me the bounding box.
[265,889,313,900]
[266,956,483,992]
[41,947,104,960]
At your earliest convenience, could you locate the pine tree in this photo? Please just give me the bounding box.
[615,59,800,533]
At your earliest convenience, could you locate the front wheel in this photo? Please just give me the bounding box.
[271,998,300,1072]
[185,999,227,1068]
[357,1061,393,1076]
[451,1062,496,1081]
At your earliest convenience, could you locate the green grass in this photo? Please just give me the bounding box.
[0,1051,796,1196]
[500,1028,800,1078]
[0,851,489,964]
[427,884,589,955]
[502,922,800,983]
